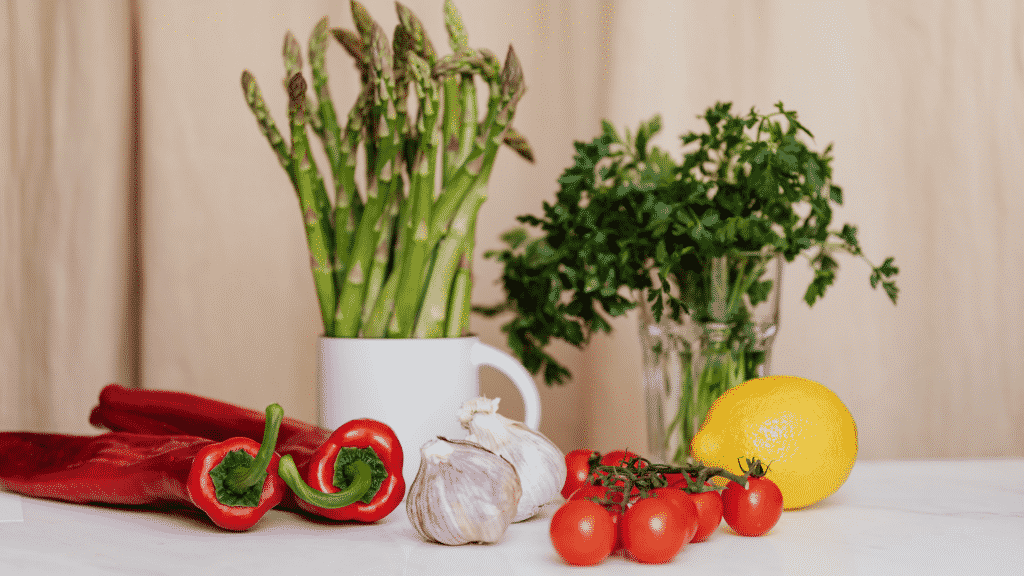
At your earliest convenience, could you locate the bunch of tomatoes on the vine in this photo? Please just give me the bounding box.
[549,449,783,566]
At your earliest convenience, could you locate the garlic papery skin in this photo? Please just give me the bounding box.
[405,436,522,545]
[459,397,567,522]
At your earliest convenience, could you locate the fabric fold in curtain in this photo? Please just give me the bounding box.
[1,0,133,433]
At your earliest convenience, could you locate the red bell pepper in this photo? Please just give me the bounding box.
[0,404,301,531]
[90,384,405,522]
[277,418,405,522]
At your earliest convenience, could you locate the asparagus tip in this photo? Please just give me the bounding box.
[351,0,374,40]
[284,31,303,74]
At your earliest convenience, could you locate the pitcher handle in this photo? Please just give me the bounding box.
[470,342,542,430]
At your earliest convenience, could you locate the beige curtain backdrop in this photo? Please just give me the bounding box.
[1,0,134,432]
[2,0,1021,459]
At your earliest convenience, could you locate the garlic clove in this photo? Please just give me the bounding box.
[459,397,567,522]
[405,436,522,545]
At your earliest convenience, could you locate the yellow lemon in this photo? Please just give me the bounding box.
[690,375,857,510]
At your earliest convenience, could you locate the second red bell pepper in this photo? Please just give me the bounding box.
[277,418,405,522]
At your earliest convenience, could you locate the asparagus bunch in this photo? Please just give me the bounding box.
[241,0,532,338]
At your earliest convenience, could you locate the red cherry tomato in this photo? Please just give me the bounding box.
[570,487,629,551]
[620,496,688,564]
[663,472,691,487]
[650,487,699,544]
[568,484,609,502]
[687,490,724,542]
[602,500,626,549]
[599,450,641,467]
[610,483,640,504]
[572,480,635,508]
[549,500,617,566]
[721,477,783,537]
[561,449,598,499]
[594,450,645,504]
[567,485,630,551]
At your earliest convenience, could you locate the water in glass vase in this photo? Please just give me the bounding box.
[639,252,783,465]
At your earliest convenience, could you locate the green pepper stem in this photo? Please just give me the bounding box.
[277,454,372,509]
[226,403,284,492]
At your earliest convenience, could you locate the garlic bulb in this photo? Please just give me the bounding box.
[459,397,567,522]
[405,436,522,545]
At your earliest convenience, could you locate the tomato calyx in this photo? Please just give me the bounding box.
[737,456,772,479]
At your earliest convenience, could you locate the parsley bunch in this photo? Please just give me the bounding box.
[481,102,898,385]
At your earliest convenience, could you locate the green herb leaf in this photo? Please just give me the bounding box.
[830,184,843,204]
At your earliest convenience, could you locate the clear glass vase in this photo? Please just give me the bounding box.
[639,252,783,465]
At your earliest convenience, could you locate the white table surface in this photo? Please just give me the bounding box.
[1,459,1021,575]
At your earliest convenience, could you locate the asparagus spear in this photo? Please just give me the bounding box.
[440,75,462,188]
[387,23,416,293]
[381,3,439,337]
[309,18,342,192]
[363,263,401,338]
[350,0,374,43]
[475,52,505,170]
[332,22,403,338]
[331,27,370,82]
[413,195,486,338]
[309,17,356,292]
[443,0,468,52]
[287,72,337,336]
[502,125,535,163]
[241,71,291,173]
[397,2,437,63]
[394,2,436,175]
[331,27,370,230]
[389,53,441,338]
[445,227,475,337]
[350,1,381,189]
[440,0,473,187]
[392,23,413,150]
[284,32,334,259]
[285,33,323,136]
[448,62,481,187]
[369,6,441,338]
[359,185,401,337]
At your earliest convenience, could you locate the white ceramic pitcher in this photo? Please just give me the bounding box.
[317,336,541,483]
